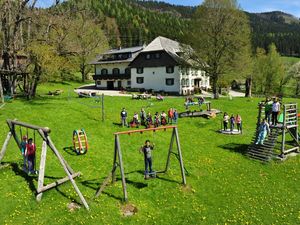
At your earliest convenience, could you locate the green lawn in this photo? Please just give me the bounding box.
[281,56,300,64]
[0,82,299,225]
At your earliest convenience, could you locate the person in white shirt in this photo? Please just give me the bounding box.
[272,98,280,125]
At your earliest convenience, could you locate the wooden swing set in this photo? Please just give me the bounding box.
[0,119,89,210]
[95,125,187,201]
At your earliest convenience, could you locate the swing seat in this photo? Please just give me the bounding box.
[145,171,156,179]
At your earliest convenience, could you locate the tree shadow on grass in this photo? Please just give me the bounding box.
[218,143,249,155]
[54,186,81,206]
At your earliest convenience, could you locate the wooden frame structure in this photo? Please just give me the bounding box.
[248,103,299,162]
[95,125,186,201]
[0,119,89,210]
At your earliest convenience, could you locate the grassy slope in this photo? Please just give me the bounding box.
[0,82,299,225]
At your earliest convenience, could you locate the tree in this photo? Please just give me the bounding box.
[253,44,285,95]
[68,14,108,82]
[188,0,251,98]
[287,62,300,96]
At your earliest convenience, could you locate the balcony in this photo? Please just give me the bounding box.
[93,73,131,80]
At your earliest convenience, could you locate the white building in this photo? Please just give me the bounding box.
[91,36,209,95]
[130,36,209,95]
[91,46,144,90]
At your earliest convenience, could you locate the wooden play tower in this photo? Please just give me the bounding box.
[247,103,299,162]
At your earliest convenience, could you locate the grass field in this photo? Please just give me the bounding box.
[0,82,300,225]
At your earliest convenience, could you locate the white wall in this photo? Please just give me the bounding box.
[131,66,181,93]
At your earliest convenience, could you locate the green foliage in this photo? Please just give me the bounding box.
[253,44,285,95]
[189,0,252,98]
[0,82,300,224]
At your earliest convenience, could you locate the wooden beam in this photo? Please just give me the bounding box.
[46,136,89,210]
[0,132,12,162]
[36,141,47,201]
[38,172,81,193]
[7,119,51,133]
[114,125,177,135]
[116,134,128,201]
[174,127,187,185]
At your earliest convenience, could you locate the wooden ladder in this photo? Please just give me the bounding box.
[247,128,279,162]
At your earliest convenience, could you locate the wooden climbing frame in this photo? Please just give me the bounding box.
[0,119,89,210]
[95,125,187,201]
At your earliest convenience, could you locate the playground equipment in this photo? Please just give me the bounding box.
[95,126,187,202]
[0,119,89,210]
[73,129,88,155]
[247,103,299,162]
[179,103,220,119]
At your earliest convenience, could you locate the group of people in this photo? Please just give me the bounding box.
[255,97,281,145]
[121,108,179,128]
[20,135,37,175]
[223,113,242,132]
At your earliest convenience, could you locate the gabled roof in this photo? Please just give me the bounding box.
[90,46,144,65]
[142,36,181,54]
[104,46,144,55]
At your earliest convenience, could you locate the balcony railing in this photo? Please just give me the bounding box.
[93,73,131,80]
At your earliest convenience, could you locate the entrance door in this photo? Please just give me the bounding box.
[107,81,114,90]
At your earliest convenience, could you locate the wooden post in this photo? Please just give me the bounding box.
[0,75,4,103]
[36,140,47,201]
[101,93,104,122]
[47,136,89,210]
[174,127,187,185]
[281,105,286,156]
[115,134,128,201]
[0,132,12,161]
[112,135,118,183]
[164,128,175,173]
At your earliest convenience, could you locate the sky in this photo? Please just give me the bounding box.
[36,0,300,18]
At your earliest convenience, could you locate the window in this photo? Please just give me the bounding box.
[166,66,174,74]
[137,67,144,74]
[154,53,161,59]
[185,79,189,86]
[101,69,108,75]
[145,54,151,60]
[127,80,131,86]
[181,79,185,86]
[112,68,120,75]
[136,77,144,84]
[96,80,101,85]
[166,78,174,86]
[125,68,131,75]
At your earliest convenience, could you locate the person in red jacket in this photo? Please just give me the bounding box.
[25,138,36,175]
[168,108,174,124]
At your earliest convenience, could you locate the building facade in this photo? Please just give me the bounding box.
[91,36,210,95]
[91,46,144,90]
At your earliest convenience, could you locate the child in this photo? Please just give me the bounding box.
[264,97,273,124]
[120,108,128,127]
[236,114,242,132]
[173,109,178,124]
[272,98,280,126]
[140,108,146,125]
[223,112,229,131]
[168,108,174,124]
[25,138,36,175]
[20,135,28,171]
[145,112,153,128]
[161,111,167,125]
[154,112,160,128]
[230,114,235,132]
[130,112,140,127]
[256,119,270,145]
[140,140,155,179]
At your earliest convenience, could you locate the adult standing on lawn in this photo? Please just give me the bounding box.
[272,98,280,126]
[121,108,128,127]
